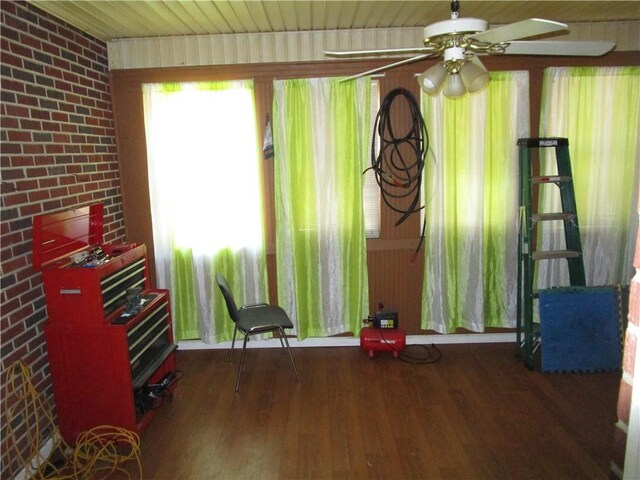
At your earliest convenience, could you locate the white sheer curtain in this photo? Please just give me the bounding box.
[421,71,530,333]
[142,81,268,343]
[537,66,640,288]
[272,77,370,340]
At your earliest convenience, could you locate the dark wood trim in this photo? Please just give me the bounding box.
[110,51,639,332]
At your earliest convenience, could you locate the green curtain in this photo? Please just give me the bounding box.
[142,80,268,343]
[421,71,530,333]
[538,66,640,287]
[272,77,370,340]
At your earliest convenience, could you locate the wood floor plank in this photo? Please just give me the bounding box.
[124,343,619,479]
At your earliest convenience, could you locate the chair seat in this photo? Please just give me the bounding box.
[236,305,294,333]
[215,272,299,391]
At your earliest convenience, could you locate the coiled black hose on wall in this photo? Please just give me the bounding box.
[366,87,429,261]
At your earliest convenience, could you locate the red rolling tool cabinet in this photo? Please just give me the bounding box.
[32,204,177,442]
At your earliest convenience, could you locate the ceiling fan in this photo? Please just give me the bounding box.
[324,0,616,97]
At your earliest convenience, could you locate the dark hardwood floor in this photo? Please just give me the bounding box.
[131,343,620,479]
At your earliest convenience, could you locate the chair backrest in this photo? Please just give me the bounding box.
[215,273,239,323]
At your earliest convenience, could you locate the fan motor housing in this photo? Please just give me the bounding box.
[423,17,488,42]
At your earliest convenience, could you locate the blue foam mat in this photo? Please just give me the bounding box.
[539,286,623,373]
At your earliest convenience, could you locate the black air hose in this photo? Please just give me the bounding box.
[366,87,429,261]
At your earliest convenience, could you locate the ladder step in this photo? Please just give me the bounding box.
[532,176,572,184]
[518,137,586,369]
[518,137,569,148]
[532,213,576,222]
[532,250,581,260]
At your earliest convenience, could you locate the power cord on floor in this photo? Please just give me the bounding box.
[378,329,442,364]
[399,344,442,364]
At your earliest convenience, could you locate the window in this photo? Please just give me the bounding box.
[142,80,269,343]
[363,80,380,238]
[143,81,265,254]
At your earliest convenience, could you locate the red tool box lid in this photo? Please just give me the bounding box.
[32,203,104,271]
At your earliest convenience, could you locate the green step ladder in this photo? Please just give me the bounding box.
[516,137,586,369]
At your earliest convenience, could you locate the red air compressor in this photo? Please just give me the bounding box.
[360,308,406,358]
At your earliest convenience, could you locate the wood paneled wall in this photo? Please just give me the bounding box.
[110,51,639,336]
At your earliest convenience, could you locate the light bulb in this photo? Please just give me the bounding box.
[443,74,466,98]
[460,61,490,93]
[417,62,447,95]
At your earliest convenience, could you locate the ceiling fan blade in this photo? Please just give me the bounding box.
[340,54,434,81]
[503,40,615,56]
[471,18,567,44]
[325,46,439,57]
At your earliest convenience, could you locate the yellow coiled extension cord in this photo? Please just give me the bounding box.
[3,360,142,479]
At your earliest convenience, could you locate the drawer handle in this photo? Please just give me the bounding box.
[127,302,168,337]
[101,266,146,295]
[128,312,169,350]
[60,288,82,295]
[130,324,170,365]
[102,278,146,309]
[100,258,145,287]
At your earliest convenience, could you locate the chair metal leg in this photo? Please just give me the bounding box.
[235,334,249,392]
[280,328,300,383]
[228,325,238,363]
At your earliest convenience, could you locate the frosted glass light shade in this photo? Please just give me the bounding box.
[460,61,490,93]
[443,74,466,98]
[417,62,447,95]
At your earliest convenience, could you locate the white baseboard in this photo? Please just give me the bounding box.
[13,434,57,480]
[178,332,516,350]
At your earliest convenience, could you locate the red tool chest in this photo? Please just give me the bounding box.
[32,203,177,442]
[360,327,406,358]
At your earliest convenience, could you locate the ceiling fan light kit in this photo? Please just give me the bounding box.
[325,0,616,99]
[418,46,490,96]
[417,62,448,95]
[460,61,490,93]
[443,73,466,98]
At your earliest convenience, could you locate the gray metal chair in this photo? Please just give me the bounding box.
[215,273,300,392]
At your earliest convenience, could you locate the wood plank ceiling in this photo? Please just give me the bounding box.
[27,1,640,42]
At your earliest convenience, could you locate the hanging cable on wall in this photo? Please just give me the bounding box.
[366,87,429,262]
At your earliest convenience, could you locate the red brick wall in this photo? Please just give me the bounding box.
[611,195,640,478]
[1,1,125,476]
